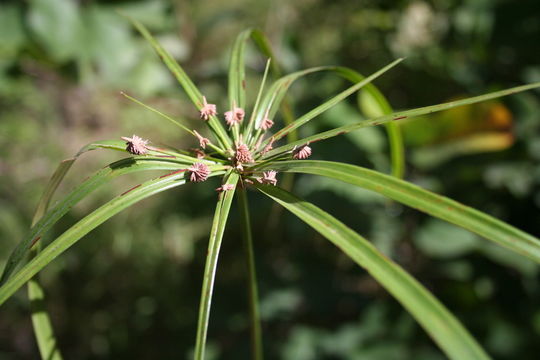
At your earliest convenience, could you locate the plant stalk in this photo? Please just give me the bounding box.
[237,187,263,360]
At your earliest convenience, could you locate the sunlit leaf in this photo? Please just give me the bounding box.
[256,184,490,360]
[260,160,540,264]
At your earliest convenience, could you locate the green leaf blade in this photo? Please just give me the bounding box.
[334,66,405,178]
[0,167,218,306]
[1,157,199,285]
[262,160,540,264]
[268,58,403,145]
[228,29,252,110]
[256,184,490,360]
[127,16,232,149]
[265,82,540,158]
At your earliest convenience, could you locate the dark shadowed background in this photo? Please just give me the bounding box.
[1,0,540,359]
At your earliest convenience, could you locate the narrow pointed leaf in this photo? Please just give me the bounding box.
[228,29,252,109]
[127,16,232,149]
[265,82,540,157]
[28,155,70,360]
[252,66,332,131]
[267,58,403,145]
[1,157,222,285]
[195,172,239,360]
[0,168,227,306]
[256,184,490,360]
[333,66,405,178]
[262,160,540,264]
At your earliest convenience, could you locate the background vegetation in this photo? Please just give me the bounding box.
[1,0,539,359]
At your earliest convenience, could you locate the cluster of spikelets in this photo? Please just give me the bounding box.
[121,94,312,191]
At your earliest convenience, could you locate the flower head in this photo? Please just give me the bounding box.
[293,143,312,160]
[225,103,245,127]
[199,96,217,120]
[257,170,278,186]
[121,135,149,155]
[260,117,274,131]
[193,130,210,149]
[235,141,254,164]
[188,162,211,182]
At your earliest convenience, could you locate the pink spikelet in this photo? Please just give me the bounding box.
[225,102,245,127]
[188,162,211,182]
[260,116,274,130]
[193,130,210,149]
[216,183,235,192]
[121,135,149,155]
[257,171,278,185]
[260,138,275,155]
[235,141,254,164]
[293,143,312,160]
[199,96,217,120]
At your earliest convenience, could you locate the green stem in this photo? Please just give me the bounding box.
[194,173,239,360]
[28,266,63,360]
[237,186,263,360]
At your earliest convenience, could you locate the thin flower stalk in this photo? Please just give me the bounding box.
[243,58,272,140]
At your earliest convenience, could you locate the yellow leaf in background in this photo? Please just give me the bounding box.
[402,99,514,168]
[403,99,513,146]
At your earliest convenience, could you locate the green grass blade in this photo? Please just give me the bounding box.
[243,59,272,141]
[32,159,75,225]
[1,157,215,285]
[127,16,232,149]
[27,157,71,360]
[0,169,228,307]
[262,160,540,264]
[228,28,284,142]
[264,82,540,158]
[267,59,403,146]
[249,29,282,76]
[237,186,263,360]
[256,184,490,360]
[194,172,239,360]
[228,29,251,110]
[333,67,405,178]
[252,66,332,133]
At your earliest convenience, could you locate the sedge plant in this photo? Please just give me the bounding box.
[1,17,540,360]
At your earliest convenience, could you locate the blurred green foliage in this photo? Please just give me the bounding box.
[1,0,539,359]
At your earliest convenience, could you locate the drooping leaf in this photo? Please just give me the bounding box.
[256,184,490,360]
[259,160,540,264]
[1,157,223,285]
[0,168,227,307]
[27,149,72,360]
